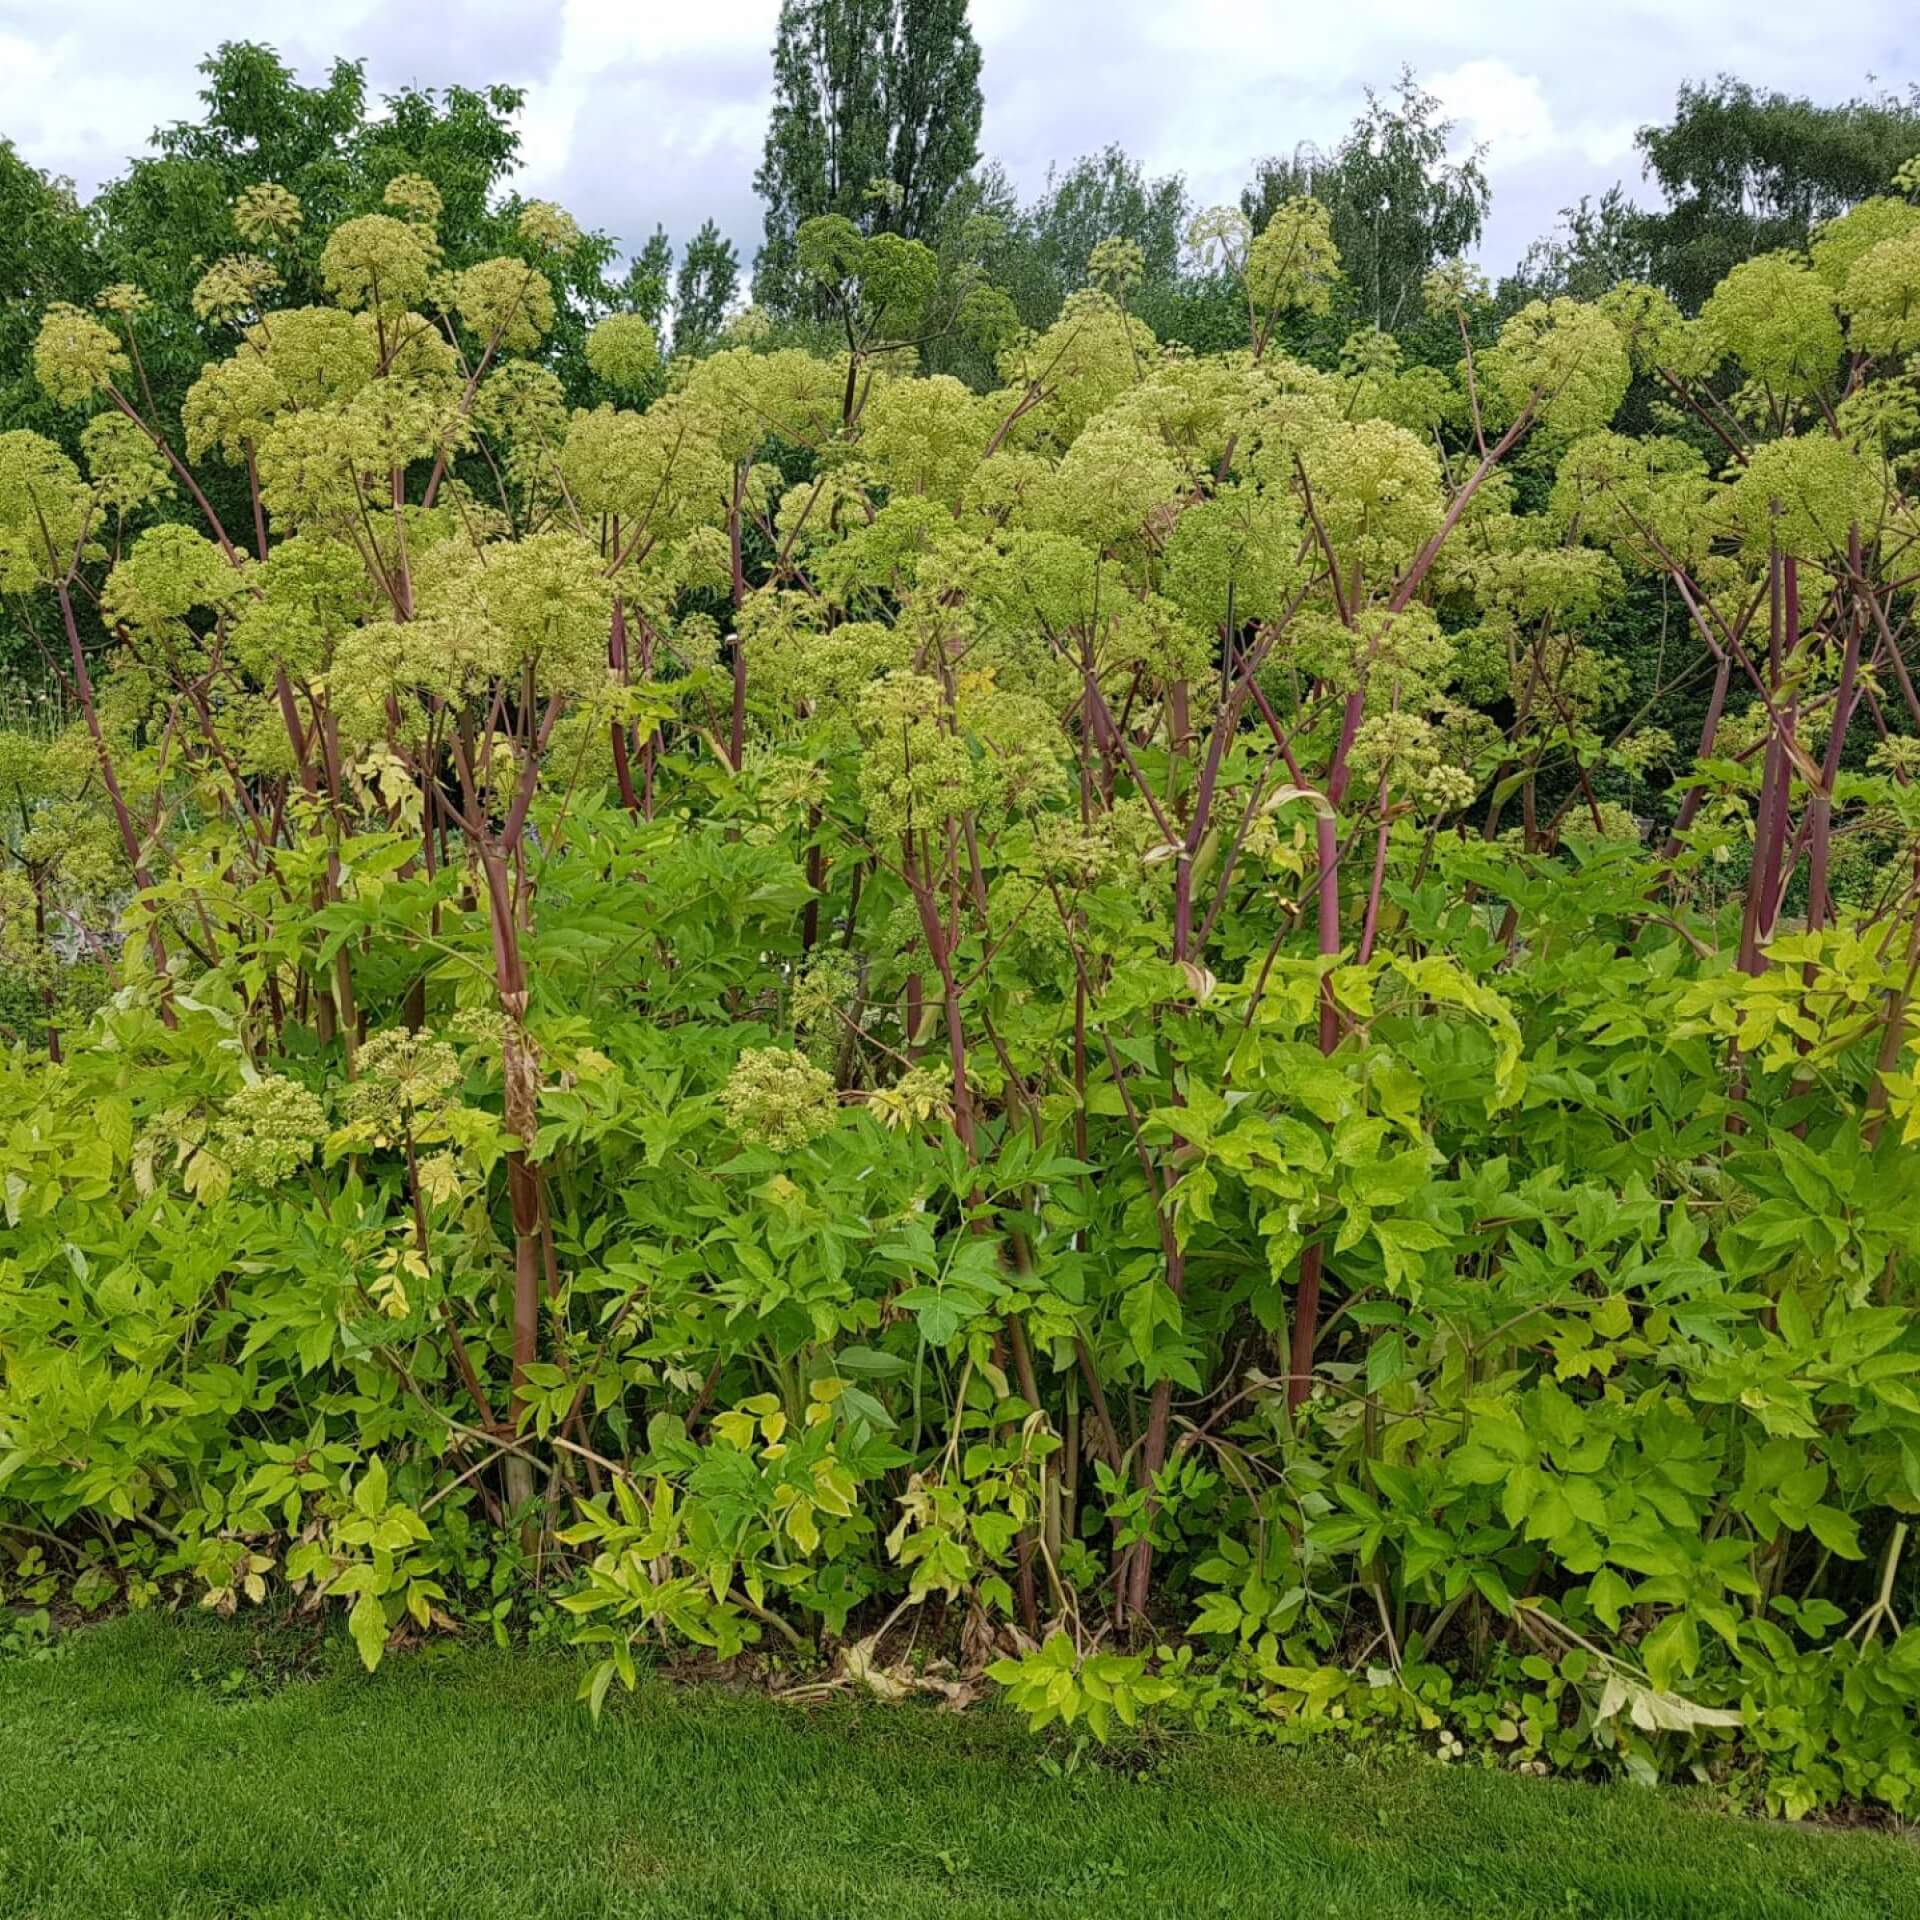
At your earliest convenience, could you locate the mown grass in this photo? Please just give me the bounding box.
[0,1613,1914,1919]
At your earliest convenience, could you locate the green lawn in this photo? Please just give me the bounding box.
[0,1615,1913,1919]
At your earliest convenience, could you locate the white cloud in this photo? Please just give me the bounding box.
[1433,59,1557,162]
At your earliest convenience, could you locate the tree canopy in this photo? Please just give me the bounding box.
[753,0,984,313]
[1634,76,1920,309]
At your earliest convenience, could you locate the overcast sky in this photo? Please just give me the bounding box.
[1,0,1914,278]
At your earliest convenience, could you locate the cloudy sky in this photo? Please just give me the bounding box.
[1,0,1913,277]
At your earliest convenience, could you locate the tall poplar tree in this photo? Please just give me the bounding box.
[674,219,742,352]
[752,0,983,313]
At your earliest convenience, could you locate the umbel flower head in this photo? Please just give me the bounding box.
[232,182,303,245]
[80,413,173,514]
[192,255,282,326]
[347,1030,463,1144]
[215,1076,330,1187]
[320,214,438,313]
[517,201,581,254]
[1842,230,1920,357]
[34,303,129,408]
[1482,298,1631,439]
[721,1046,840,1151]
[0,431,91,590]
[1245,197,1341,319]
[454,258,555,353]
[383,172,445,227]
[94,283,150,316]
[1699,254,1843,398]
[586,313,661,395]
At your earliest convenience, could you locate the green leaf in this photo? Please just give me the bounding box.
[1805,1505,1863,1559]
[348,1589,389,1672]
[355,1456,389,1519]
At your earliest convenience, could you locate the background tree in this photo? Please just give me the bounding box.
[752,0,984,313]
[1632,76,1920,309]
[1243,70,1489,332]
[673,219,743,354]
[0,144,98,438]
[2,41,625,454]
[622,226,675,330]
[1500,186,1651,305]
[998,146,1188,327]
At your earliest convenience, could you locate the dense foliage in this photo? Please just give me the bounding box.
[753,0,985,314]
[3,131,1920,1827]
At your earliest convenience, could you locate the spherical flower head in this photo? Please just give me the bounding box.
[1185,204,1251,274]
[854,670,980,835]
[720,1045,839,1150]
[998,290,1157,444]
[957,283,1019,357]
[80,412,173,514]
[321,214,438,314]
[1841,230,1920,357]
[0,431,90,591]
[182,353,287,467]
[475,530,614,697]
[473,362,568,451]
[1869,735,1920,779]
[244,305,376,409]
[382,172,444,228]
[672,524,735,597]
[726,304,774,345]
[1163,483,1302,629]
[192,254,282,326]
[1087,235,1146,298]
[0,869,41,978]
[517,200,581,254]
[101,525,247,642]
[1810,197,1920,291]
[1418,763,1479,816]
[94,283,151,316]
[229,533,370,679]
[1293,417,1446,579]
[447,1005,509,1058]
[586,313,661,394]
[34,302,129,408]
[233,183,303,245]
[1421,257,1488,318]
[455,257,554,353]
[1549,429,1715,569]
[1564,801,1642,847]
[0,726,53,816]
[215,1075,329,1186]
[1483,298,1631,439]
[1026,815,1118,890]
[1616,727,1674,775]
[1246,198,1341,319]
[1349,710,1440,791]
[360,308,459,388]
[347,1029,462,1143]
[672,610,723,672]
[791,949,858,1049]
[1043,416,1180,547]
[1729,435,1877,560]
[1595,282,1691,377]
[1699,254,1842,398]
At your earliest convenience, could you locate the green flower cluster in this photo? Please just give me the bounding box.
[215,1076,329,1186]
[720,1046,840,1150]
[33,304,129,409]
[346,1032,462,1144]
